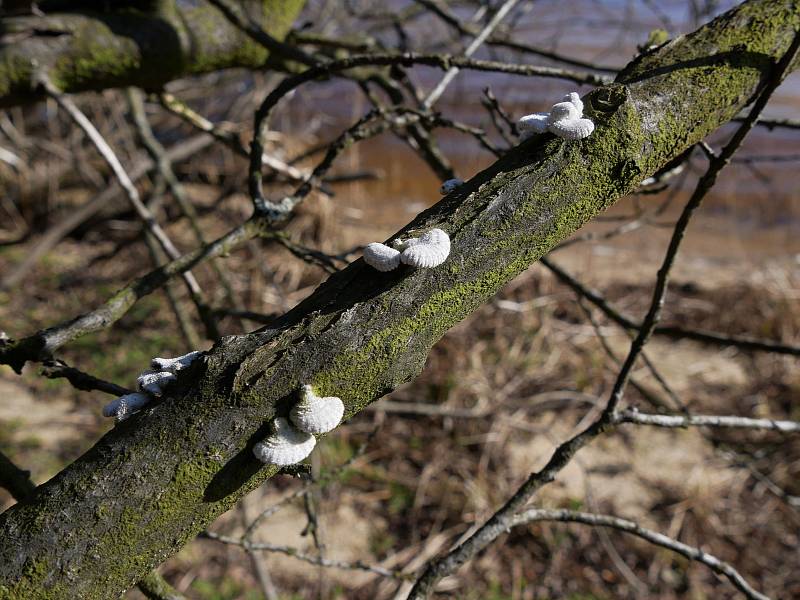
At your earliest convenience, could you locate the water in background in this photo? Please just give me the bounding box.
[273,0,799,262]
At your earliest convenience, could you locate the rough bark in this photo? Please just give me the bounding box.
[0,0,306,107]
[0,0,797,597]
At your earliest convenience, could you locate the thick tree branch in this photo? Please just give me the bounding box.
[0,1,797,597]
[0,0,306,107]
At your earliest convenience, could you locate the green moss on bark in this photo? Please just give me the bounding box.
[0,0,307,107]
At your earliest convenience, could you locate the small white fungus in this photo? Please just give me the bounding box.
[253,417,316,466]
[102,392,152,421]
[517,91,594,141]
[151,350,202,372]
[400,228,451,268]
[136,370,177,396]
[439,178,464,195]
[290,384,344,434]
[363,242,401,272]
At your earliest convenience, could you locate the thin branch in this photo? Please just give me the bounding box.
[541,257,800,357]
[739,115,800,130]
[249,52,609,213]
[0,134,213,291]
[157,91,309,182]
[481,86,518,140]
[129,88,242,332]
[136,571,187,600]
[207,0,319,67]
[201,531,409,580]
[423,0,521,108]
[614,408,800,433]
[0,450,36,503]
[508,509,769,600]
[412,0,620,73]
[40,359,133,396]
[0,219,264,372]
[37,75,219,341]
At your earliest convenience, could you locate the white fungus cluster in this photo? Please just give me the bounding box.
[102,350,202,421]
[363,228,451,272]
[253,384,345,466]
[518,92,594,141]
[439,178,464,195]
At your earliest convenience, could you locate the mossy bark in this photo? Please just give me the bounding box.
[0,0,798,598]
[0,0,306,107]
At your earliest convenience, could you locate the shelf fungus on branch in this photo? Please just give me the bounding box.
[547,101,595,140]
[101,351,202,421]
[102,392,152,422]
[517,111,550,138]
[398,228,451,268]
[136,370,177,396]
[363,242,401,271]
[439,178,464,195]
[253,417,316,466]
[363,228,451,271]
[290,384,345,434]
[150,350,203,373]
[518,91,594,141]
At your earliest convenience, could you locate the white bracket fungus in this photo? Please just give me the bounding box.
[517,112,549,139]
[136,370,177,396]
[290,384,344,434]
[102,350,203,421]
[398,228,450,268]
[151,350,202,372]
[517,92,594,141]
[253,417,316,466]
[363,242,401,272]
[547,101,595,140]
[439,178,464,195]
[363,228,451,271]
[102,392,151,422]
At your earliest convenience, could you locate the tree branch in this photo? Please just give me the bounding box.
[0,0,306,107]
[0,450,35,503]
[1,2,797,597]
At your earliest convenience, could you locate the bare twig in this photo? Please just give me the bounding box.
[0,450,36,503]
[201,531,409,580]
[40,359,133,396]
[508,509,770,600]
[129,88,243,332]
[423,0,521,108]
[412,0,620,73]
[614,408,800,433]
[249,52,609,213]
[0,134,213,291]
[0,219,263,372]
[541,257,800,357]
[157,91,309,182]
[37,76,219,340]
